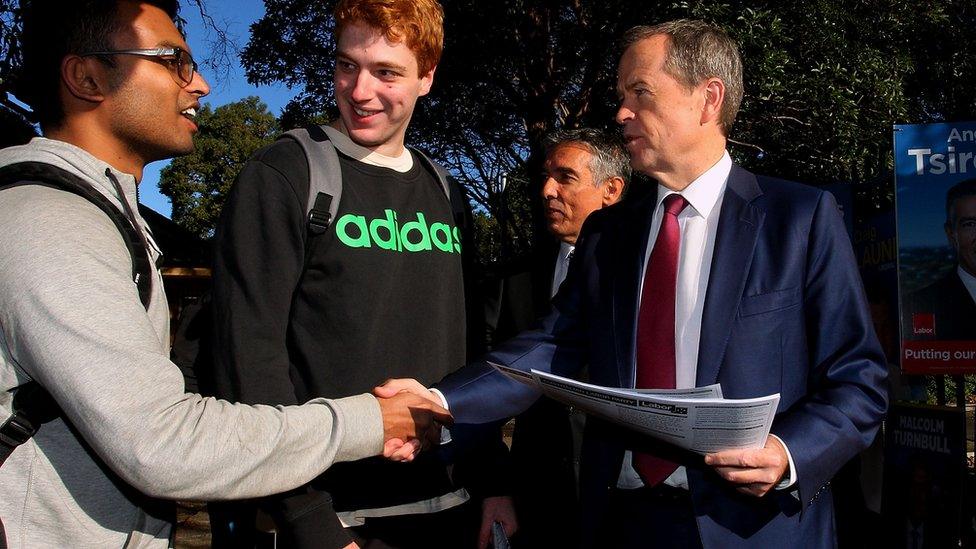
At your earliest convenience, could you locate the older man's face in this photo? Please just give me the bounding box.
[542,143,614,245]
[615,35,708,189]
[947,194,976,276]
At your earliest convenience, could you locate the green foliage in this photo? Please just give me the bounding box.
[470,166,536,265]
[923,375,976,407]
[472,212,502,266]
[158,96,278,239]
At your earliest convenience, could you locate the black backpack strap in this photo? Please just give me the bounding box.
[280,128,459,236]
[0,162,153,309]
[0,383,60,466]
[277,125,343,235]
[0,161,153,465]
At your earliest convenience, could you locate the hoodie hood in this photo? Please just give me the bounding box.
[0,137,143,225]
[0,137,162,263]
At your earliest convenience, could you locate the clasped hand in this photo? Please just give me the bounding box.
[376,379,520,546]
[374,379,450,462]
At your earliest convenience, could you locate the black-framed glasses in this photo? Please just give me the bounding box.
[80,47,198,87]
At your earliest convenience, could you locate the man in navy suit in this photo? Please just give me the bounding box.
[380,19,887,548]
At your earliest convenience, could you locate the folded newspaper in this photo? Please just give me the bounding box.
[490,362,779,454]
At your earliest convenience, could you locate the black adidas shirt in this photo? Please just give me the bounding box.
[291,148,466,399]
[212,139,503,547]
[214,139,466,400]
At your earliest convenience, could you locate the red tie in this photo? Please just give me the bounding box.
[633,193,688,486]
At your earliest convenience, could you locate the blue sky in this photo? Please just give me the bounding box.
[140,0,300,217]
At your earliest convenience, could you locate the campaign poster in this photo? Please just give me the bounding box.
[856,207,900,365]
[894,122,976,374]
[882,404,966,549]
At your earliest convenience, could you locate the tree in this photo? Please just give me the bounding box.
[241,0,975,263]
[158,96,279,239]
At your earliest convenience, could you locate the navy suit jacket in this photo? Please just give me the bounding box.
[438,164,888,548]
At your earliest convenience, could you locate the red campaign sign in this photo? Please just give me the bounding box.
[902,341,976,374]
[911,313,935,337]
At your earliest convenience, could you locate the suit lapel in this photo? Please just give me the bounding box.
[950,272,976,315]
[613,192,659,388]
[532,239,560,315]
[696,166,765,386]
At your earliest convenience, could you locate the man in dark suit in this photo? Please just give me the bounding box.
[488,128,629,547]
[380,19,887,548]
[906,178,976,340]
[491,128,629,340]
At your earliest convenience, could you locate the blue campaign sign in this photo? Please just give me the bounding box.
[894,122,976,373]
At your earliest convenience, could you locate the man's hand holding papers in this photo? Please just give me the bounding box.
[704,436,790,497]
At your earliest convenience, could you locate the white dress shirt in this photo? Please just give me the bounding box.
[551,242,575,297]
[618,152,796,490]
[959,266,976,303]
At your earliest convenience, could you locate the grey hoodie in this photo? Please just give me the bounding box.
[0,138,384,548]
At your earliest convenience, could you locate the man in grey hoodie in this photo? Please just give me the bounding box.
[0,1,449,547]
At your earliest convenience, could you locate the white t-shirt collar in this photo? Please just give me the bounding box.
[323,125,414,173]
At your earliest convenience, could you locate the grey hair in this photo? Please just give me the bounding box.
[543,127,632,193]
[621,19,743,133]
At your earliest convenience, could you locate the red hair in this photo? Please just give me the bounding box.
[335,0,444,75]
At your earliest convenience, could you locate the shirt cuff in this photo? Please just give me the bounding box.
[770,434,797,490]
[430,388,449,410]
[428,388,452,444]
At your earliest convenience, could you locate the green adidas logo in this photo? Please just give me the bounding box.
[335,210,461,254]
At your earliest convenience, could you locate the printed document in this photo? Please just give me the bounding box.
[490,362,779,454]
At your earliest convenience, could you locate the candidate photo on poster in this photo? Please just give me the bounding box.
[903,178,976,341]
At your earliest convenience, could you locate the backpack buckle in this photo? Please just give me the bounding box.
[0,413,38,448]
[308,208,332,234]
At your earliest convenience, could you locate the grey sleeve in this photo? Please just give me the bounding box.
[0,187,384,500]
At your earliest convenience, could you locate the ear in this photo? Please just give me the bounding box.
[602,176,625,206]
[61,55,108,104]
[418,65,436,97]
[700,77,725,127]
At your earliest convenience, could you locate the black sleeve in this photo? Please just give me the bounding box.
[211,140,353,548]
[211,140,307,405]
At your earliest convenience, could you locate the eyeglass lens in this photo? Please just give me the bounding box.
[175,49,195,84]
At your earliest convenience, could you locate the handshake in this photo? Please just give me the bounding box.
[372,378,450,462]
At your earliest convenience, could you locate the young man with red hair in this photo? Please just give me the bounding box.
[212,1,515,547]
